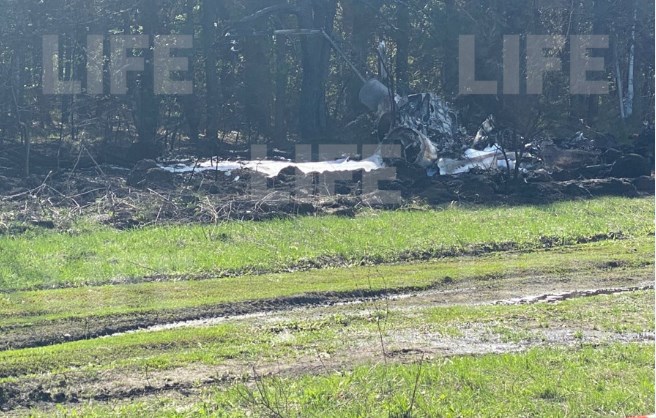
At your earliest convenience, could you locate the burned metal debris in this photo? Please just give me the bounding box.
[360,79,525,176]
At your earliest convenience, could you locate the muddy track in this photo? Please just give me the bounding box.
[4,231,630,293]
[111,282,655,337]
[494,284,656,305]
[0,275,653,413]
[0,282,448,351]
[1,328,653,414]
[1,269,652,352]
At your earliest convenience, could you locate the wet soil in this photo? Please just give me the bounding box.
[1,262,651,351]
[0,273,652,413]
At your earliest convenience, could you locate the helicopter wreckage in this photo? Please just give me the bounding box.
[160,80,532,180]
[358,77,529,176]
[159,28,642,192]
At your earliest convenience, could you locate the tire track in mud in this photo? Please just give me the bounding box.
[1,328,653,414]
[1,272,652,352]
[109,283,655,337]
[493,283,656,305]
[0,282,448,351]
[0,279,653,412]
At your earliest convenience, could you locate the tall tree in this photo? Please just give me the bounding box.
[133,0,160,158]
[395,1,411,95]
[442,0,458,98]
[273,30,290,144]
[202,0,223,142]
[296,0,338,141]
[342,0,379,120]
[242,1,274,140]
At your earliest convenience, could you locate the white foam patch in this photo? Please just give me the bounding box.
[159,154,385,178]
[159,144,519,178]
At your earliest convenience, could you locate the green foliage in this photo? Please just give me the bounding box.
[0,197,652,291]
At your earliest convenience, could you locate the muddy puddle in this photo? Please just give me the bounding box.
[106,282,654,339]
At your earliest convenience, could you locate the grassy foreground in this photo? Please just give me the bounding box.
[22,343,656,417]
[0,196,653,416]
[0,196,653,290]
[0,236,652,327]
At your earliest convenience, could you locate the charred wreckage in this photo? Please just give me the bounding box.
[157,18,654,201]
[224,22,540,178]
[223,14,541,178]
[359,76,533,177]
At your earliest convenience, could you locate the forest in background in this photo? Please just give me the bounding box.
[0,0,653,172]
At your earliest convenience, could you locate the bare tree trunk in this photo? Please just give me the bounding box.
[11,53,30,177]
[297,0,337,142]
[442,0,458,98]
[134,0,160,158]
[342,0,377,120]
[395,2,410,95]
[273,34,289,145]
[180,0,200,143]
[201,0,222,142]
[242,27,273,139]
[586,0,609,121]
[624,5,637,118]
[615,47,626,119]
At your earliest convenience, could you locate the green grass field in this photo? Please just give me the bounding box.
[0,236,651,325]
[0,196,653,416]
[0,196,652,290]
[38,344,652,418]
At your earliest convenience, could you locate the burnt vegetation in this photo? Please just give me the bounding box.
[0,0,653,226]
